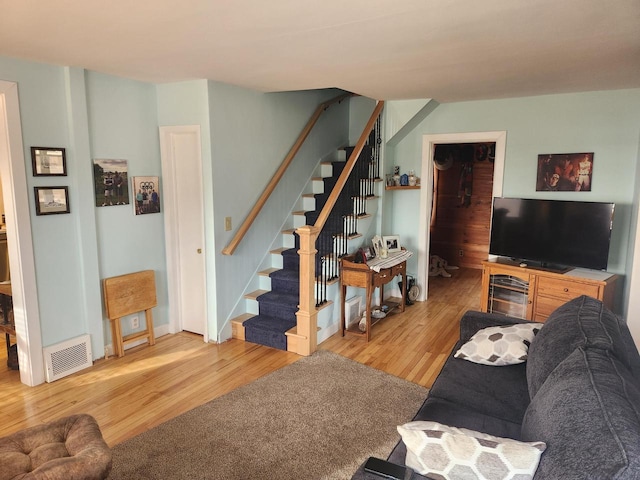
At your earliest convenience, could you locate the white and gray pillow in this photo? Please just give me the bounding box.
[454,323,542,366]
[397,421,546,480]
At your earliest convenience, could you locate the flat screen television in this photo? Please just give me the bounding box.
[489,198,615,271]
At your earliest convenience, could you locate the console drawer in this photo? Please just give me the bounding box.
[536,276,599,302]
[534,295,568,320]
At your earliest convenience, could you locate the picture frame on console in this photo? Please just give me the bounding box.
[372,235,384,257]
[383,235,401,253]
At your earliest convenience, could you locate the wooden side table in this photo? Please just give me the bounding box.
[340,255,406,341]
[103,270,157,357]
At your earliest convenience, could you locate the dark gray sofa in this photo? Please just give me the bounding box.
[352,295,640,479]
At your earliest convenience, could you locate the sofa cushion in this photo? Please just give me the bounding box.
[526,295,640,398]
[397,421,546,480]
[429,349,530,426]
[455,323,542,366]
[412,396,524,441]
[521,347,640,479]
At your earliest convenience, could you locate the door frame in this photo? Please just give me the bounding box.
[0,81,44,386]
[159,125,208,340]
[417,131,506,301]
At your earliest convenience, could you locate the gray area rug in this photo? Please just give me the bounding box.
[109,350,428,479]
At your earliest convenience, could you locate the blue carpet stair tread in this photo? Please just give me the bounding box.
[281,248,300,270]
[242,315,296,351]
[269,269,299,293]
[256,291,299,316]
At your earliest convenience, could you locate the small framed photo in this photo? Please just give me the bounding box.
[362,246,375,261]
[31,147,66,176]
[34,186,70,215]
[132,176,160,215]
[383,235,401,253]
[372,235,384,257]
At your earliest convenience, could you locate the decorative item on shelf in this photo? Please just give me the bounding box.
[358,315,367,332]
[400,173,409,186]
[393,166,401,186]
[385,174,394,187]
[408,170,417,186]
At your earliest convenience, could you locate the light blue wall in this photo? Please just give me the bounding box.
[0,57,100,350]
[0,57,172,358]
[4,49,638,371]
[208,83,350,339]
[388,89,640,310]
[0,53,352,362]
[85,71,169,337]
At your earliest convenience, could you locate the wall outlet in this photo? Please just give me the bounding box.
[225,216,232,231]
[131,316,139,329]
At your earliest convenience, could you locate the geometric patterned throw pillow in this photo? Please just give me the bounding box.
[397,421,546,480]
[454,323,543,366]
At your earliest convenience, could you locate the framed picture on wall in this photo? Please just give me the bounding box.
[34,186,70,215]
[31,147,66,176]
[93,159,129,207]
[132,176,160,215]
[536,152,594,192]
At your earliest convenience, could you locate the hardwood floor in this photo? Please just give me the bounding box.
[0,267,481,447]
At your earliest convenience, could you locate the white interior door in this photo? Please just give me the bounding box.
[160,126,207,336]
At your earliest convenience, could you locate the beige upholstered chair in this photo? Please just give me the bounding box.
[0,414,112,480]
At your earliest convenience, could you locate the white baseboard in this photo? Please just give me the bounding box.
[318,322,340,345]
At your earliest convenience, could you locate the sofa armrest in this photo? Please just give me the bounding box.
[459,310,534,344]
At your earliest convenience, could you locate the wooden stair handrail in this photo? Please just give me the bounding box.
[313,100,385,232]
[222,92,354,256]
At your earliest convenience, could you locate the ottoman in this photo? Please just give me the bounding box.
[0,414,112,480]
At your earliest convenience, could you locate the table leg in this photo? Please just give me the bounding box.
[400,270,407,312]
[366,284,373,342]
[341,283,347,336]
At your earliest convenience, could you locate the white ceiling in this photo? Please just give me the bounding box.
[1,0,639,102]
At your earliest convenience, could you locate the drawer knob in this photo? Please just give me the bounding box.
[564,288,569,292]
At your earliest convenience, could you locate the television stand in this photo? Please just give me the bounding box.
[506,258,571,274]
[481,259,618,321]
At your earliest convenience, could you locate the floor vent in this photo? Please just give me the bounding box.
[43,334,93,383]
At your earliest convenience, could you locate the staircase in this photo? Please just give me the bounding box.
[232,143,380,351]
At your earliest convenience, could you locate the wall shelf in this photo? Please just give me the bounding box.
[385,185,420,190]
